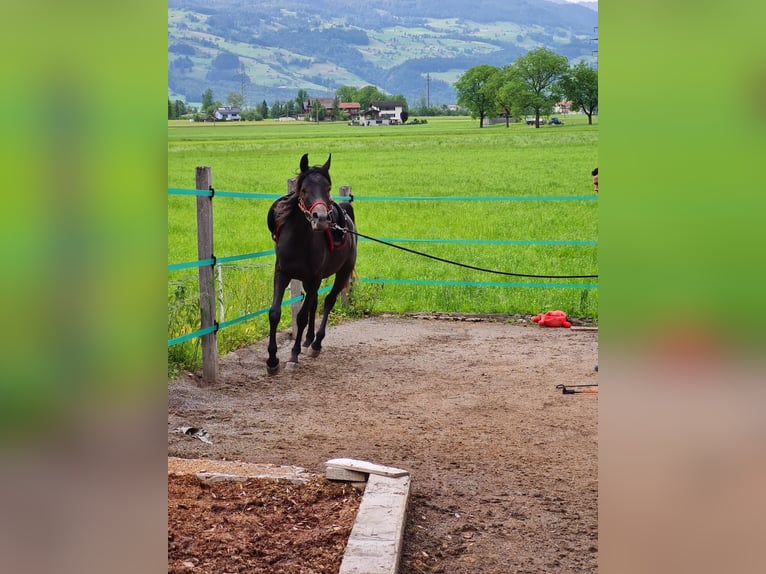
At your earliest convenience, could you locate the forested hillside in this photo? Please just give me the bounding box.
[168,0,597,107]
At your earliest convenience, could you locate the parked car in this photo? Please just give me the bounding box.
[525,118,546,126]
[548,117,564,125]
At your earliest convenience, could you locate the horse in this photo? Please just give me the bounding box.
[265,153,357,374]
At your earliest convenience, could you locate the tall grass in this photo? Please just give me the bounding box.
[168,116,598,371]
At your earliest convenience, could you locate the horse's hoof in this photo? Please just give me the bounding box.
[285,361,299,370]
[266,363,280,375]
[308,346,321,358]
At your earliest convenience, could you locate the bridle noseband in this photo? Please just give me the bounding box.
[297,190,331,222]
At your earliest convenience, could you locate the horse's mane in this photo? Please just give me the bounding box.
[271,192,299,231]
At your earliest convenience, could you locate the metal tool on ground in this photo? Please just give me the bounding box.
[556,384,598,395]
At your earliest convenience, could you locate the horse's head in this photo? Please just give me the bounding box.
[296,153,332,232]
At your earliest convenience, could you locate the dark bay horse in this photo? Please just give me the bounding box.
[266,154,357,374]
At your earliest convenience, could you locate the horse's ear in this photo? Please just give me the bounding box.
[322,154,331,172]
[300,153,309,173]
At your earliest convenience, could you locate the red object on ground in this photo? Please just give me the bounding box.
[532,310,572,328]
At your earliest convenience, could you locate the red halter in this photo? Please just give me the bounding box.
[298,190,331,222]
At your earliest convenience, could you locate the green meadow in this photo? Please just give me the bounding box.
[168,116,598,371]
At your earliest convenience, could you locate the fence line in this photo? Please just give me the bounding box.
[167,240,596,274]
[168,171,598,383]
[169,186,596,202]
[168,250,274,272]
[356,278,598,290]
[168,287,333,348]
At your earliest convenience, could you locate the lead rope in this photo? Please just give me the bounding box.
[329,223,598,280]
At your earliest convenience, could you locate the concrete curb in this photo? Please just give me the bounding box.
[326,458,411,574]
[338,473,411,574]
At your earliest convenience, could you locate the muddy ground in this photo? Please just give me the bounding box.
[168,315,598,573]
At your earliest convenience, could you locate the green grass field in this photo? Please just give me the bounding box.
[168,115,598,372]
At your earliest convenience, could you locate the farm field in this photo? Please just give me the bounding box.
[168,115,598,370]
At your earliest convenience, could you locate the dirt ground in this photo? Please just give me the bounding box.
[168,314,598,573]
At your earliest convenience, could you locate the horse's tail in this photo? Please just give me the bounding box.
[343,268,359,297]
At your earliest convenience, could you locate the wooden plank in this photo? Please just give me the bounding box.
[326,458,409,478]
[196,166,217,384]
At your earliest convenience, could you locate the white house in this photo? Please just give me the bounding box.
[361,100,405,125]
[214,106,241,121]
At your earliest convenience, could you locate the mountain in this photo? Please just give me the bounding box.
[546,0,598,12]
[168,0,598,108]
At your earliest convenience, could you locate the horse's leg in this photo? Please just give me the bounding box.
[309,269,351,357]
[303,290,318,348]
[267,272,290,374]
[288,280,319,367]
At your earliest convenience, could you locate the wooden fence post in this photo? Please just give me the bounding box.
[196,166,218,384]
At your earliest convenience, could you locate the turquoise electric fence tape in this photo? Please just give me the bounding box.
[169,188,595,202]
[167,287,332,347]
[168,187,597,347]
[357,278,597,290]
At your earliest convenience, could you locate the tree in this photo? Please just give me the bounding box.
[454,65,501,128]
[389,93,409,111]
[559,62,598,125]
[505,48,569,128]
[168,99,188,119]
[270,100,285,119]
[335,85,358,103]
[356,85,388,111]
[259,100,269,119]
[295,89,309,113]
[226,91,244,109]
[201,88,215,114]
[240,109,262,121]
[490,67,516,127]
[310,99,326,121]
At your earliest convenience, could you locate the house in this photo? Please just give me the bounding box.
[304,98,361,122]
[554,101,573,115]
[305,97,334,120]
[214,106,241,121]
[338,102,361,122]
[361,101,405,125]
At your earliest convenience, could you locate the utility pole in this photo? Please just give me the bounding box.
[240,62,247,109]
[591,26,598,70]
[426,73,431,108]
